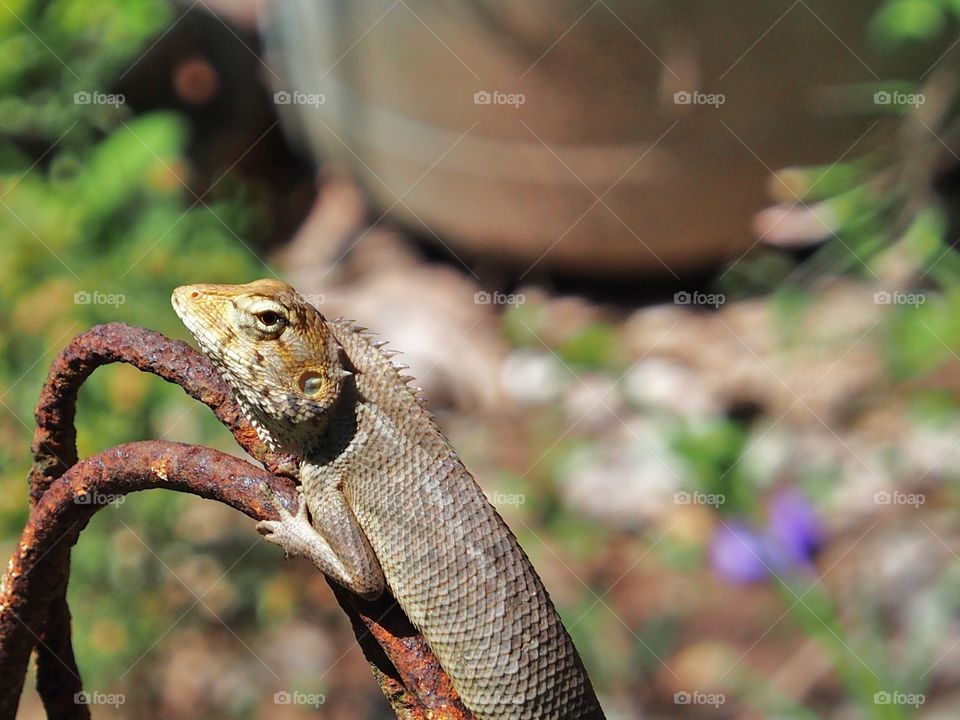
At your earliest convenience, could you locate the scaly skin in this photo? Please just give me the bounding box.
[171,279,605,719]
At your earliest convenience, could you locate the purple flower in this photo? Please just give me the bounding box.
[768,488,822,565]
[710,522,770,584]
[710,490,822,585]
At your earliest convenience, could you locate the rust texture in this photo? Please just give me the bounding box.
[0,323,474,720]
[0,442,294,718]
[29,322,298,504]
[330,585,476,719]
[25,323,292,720]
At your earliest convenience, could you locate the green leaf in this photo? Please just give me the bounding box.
[871,0,945,44]
[556,322,623,371]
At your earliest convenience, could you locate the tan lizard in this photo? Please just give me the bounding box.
[171,279,605,719]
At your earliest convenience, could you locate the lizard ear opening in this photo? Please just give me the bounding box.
[298,369,326,396]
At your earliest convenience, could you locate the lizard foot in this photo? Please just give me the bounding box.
[256,483,315,561]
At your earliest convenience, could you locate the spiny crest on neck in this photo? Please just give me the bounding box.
[329,317,439,418]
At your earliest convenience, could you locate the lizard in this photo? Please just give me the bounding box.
[171,278,606,720]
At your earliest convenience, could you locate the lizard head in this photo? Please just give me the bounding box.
[171,278,347,452]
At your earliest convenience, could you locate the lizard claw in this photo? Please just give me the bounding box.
[256,519,294,559]
[256,514,280,537]
[256,486,313,560]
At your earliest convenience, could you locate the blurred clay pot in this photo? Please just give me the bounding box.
[264,0,923,278]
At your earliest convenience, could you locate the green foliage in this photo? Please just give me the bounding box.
[502,301,626,372]
[0,0,269,694]
[775,578,913,720]
[908,387,960,425]
[712,8,960,713]
[555,322,625,373]
[670,420,758,518]
[869,0,960,46]
[884,290,960,378]
[871,0,946,45]
[502,301,548,348]
[769,283,814,346]
[775,162,871,203]
[875,212,960,379]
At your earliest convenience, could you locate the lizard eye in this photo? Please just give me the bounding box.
[253,310,287,331]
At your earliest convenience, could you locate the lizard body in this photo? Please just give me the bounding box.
[171,279,605,720]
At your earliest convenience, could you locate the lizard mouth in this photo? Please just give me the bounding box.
[170,285,221,362]
[170,285,190,320]
[170,287,197,333]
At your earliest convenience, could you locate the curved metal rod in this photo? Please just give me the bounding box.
[0,323,473,719]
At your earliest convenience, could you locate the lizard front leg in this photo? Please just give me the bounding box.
[258,482,385,599]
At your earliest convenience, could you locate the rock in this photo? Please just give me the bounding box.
[737,424,793,487]
[753,202,837,248]
[900,422,960,487]
[559,419,683,527]
[563,373,629,433]
[623,357,719,419]
[500,349,568,404]
[665,640,738,697]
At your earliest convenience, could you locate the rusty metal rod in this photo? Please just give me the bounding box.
[0,323,473,719]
